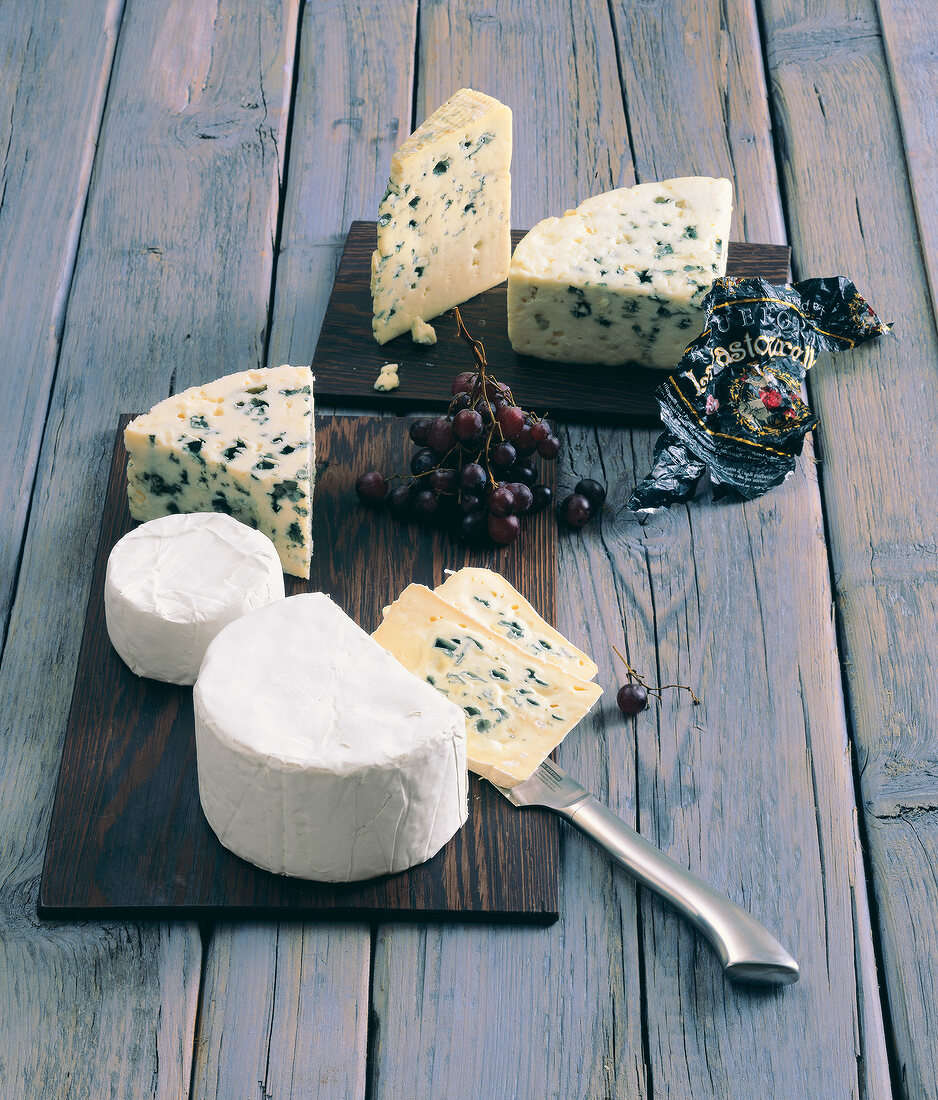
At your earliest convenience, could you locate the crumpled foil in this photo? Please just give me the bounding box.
[628,276,890,510]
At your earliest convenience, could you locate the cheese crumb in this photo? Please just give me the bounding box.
[411,318,438,345]
[374,363,400,391]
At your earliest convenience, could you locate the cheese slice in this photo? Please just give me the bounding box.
[371,87,512,344]
[508,177,733,369]
[105,513,284,685]
[125,365,314,578]
[194,593,468,881]
[434,568,598,680]
[373,584,602,787]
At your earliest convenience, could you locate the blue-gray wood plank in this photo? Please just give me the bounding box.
[0,0,935,1096]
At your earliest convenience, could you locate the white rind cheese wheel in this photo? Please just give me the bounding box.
[105,512,285,685]
[193,592,468,882]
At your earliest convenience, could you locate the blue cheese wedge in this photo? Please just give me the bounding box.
[371,87,512,345]
[124,365,314,578]
[434,567,598,681]
[373,584,602,787]
[508,177,733,369]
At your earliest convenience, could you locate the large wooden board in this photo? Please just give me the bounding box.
[39,414,560,923]
[310,222,790,424]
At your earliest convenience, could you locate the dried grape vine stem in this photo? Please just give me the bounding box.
[611,644,700,706]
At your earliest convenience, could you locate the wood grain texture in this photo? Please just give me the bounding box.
[311,223,790,424]
[192,3,417,1096]
[0,0,296,1095]
[764,1,938,1094]
[41,415,559,921]
[874,0,938,325]
[0,0,122,651]
[371,1,890,1097]
[371,5,649,1099]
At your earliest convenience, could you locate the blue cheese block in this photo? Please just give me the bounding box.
[371,87,512,344]
[508,177,733,369]
[124,365,314,578]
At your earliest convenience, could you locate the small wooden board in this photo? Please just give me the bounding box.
[38,415,560,923]
[311,221,790,424]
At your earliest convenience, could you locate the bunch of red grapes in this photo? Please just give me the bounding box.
[356,367,560,547]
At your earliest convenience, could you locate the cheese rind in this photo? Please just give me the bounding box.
[194,593,468,881]
[508,177,733,369]
[373,584,602,787]
[124,365,314,578]
[434,568,598,680]
[105,513,284,685]
[371,88,512,344]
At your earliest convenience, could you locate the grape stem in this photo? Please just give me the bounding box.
[611,644,700,706]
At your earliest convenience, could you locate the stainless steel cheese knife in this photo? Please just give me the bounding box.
[491,759,800,986]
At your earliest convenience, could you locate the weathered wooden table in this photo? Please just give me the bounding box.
[2,1,936,1096]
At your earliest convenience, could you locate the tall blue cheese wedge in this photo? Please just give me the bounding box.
[371,87,512,345]
[373,584,602,788]
[124,365,314,578]
[508,177,733,369]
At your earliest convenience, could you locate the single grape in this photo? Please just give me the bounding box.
[537,434,561,460]
[509,458,537,485]
[617,683,649,715]
[496,405,524,439]
[459,492,485,515]
[509,483,534,514]
[491,441,517,470]
[561,493,591,528]
[409,418,432,446]
[431,468,458,494]
[428,416,455,456]
[488,513,521,545]
[458,512,487,544]
[413,489,439,523]
[477,401,496,425]
[453,408,484,444]
[488,485,516,517]
[387,484,412,518]
[530,419,551,443]
[452,371,478,395]
[460,462,487,492]
[450,392,471,413]
[531,484,553,512]
[513,423,537,456]
[411,447,437,476]
[355,471,387,503]
[575,478,607,508]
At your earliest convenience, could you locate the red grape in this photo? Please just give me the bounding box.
[617,683,648,715]
[409,418,432,445]
[431,468,457,494]
[561,493,591,527]
[509,459,537,485]
[460,462,487,492]
[537,434,561,459]
[488,513,521,545]
[355,471,387,503]
[460,492,484,515]
[427,416,455,455]
[414,489,439,523]
[531,484,553,512]
[388,484,412,518]
[488,486,515,517]
[530,419,551,443]
[411,448,436,475]
[452,371,478,395]
[513,423,537,456]
[509,483,534,514]
[575,478,606,508]
[458,512,487,544]
[450,392,471,413]
[496,405,525,440]
[491,441,516,470]
[453,408,484,443]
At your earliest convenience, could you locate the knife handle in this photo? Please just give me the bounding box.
[564,796,799,985]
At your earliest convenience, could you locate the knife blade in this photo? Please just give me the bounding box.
[490,759,800,986]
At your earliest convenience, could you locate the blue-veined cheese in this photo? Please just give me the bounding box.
[508,177,733,369]
[124,365,314,578]
[373,584,602,787]
[371,88,512,345]
[434,567,598,681]
[194,593,468,881]
[105,513,284,685]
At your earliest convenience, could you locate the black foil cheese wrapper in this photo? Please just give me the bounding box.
[628,276,890,509]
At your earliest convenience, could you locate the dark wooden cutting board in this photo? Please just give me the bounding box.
[39,415,561,922]
[310,221,790,424]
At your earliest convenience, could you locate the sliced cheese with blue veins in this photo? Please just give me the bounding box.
[434,567,598,681]
[371,87,512,345]
[508,177,733,369]
[124,365,314,578]
[373,583,602,787]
